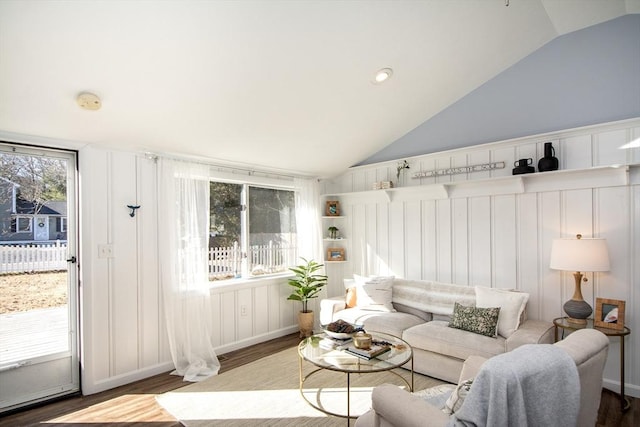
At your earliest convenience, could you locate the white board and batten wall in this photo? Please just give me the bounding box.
[79,147,298,395]
[321,117,640,398]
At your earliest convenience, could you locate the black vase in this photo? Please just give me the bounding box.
[538,142,559,172]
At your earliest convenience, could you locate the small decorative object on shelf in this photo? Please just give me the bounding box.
[328,226,339,239]
[594,297,625,330]
[327,247,345,261]
[512,158,535,175]
[325,200,340,216]
[538,142,559,172]
[396,160,410,180]
[373,181,394,190]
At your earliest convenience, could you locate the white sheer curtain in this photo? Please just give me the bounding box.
[158,158,220,382]
[294,177,323,263]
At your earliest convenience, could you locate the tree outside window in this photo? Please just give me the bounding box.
[209,181,296,280]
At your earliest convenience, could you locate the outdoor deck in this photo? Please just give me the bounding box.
[0,306,68,367]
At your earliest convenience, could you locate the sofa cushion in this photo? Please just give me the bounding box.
[392,302,432,322]
[475,286,529,338]
[392,279,476,315]
[449,303,500,338]
[403,321,505,361]
[353,275,395,312]
[333,308,424,338]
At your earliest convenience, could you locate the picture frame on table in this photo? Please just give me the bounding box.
[327,247,345,262]
[325,200,340,216]
[594,297,625,331]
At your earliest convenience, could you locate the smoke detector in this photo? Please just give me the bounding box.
[76,92,101,110]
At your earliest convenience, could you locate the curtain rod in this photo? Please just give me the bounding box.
[141,151,316,181]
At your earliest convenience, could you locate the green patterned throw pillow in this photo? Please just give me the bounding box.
[449,302,500,337]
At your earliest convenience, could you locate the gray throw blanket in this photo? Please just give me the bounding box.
[448,344,580,427]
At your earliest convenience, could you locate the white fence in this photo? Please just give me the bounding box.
[0,240,295,277]
[209,241,297,280]
[0,242,68,274]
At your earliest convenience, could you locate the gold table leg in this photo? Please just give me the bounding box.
[620,335,630,412]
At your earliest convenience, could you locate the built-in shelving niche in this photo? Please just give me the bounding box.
[325,165,637,204]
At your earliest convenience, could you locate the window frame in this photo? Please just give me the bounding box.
[208,172,296,283]
[12,216,33,233]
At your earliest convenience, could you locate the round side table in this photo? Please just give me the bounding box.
[553,317,631,411]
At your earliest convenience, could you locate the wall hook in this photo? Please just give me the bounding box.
[127,205,141,217]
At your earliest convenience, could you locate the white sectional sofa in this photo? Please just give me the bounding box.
[320,277,554,383]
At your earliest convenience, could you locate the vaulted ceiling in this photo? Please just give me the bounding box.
[0,1,638,177]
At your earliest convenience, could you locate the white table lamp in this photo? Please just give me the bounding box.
[550,234,610,325]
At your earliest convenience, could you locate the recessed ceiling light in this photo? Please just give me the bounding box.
[373,68,393,84]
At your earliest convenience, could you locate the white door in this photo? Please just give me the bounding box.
[0,144,79,413]
[34,216,49,241]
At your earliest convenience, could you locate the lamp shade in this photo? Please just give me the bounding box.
[550,236,610,272]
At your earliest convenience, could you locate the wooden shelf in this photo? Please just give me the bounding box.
[323,165,635,203]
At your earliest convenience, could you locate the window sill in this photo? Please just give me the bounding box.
[209,272,294,291]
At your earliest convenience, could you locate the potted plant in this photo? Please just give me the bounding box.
[328,226,339,239]
[287,258,327,338]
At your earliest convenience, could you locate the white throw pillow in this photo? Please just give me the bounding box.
[475,286,529,338]
[443,378,474,414]
[353,274,395,312]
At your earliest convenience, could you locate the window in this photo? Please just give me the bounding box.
[60,217,67,232]
[11,216,32,233]
[209,181,296,280]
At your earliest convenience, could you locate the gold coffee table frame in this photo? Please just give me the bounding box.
[298,331,413,423]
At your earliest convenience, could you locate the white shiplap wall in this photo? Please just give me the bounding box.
[322,118,640,398]
[79,146,298,395]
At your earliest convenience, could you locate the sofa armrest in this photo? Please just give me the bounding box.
[505,319,554,351]
[458,355,487,382]
[364,384,450,427]
[319,296,346,326]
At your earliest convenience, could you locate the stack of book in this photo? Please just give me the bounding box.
[345,343,391,360]
[320,335,352,350]
[372,181,394,190]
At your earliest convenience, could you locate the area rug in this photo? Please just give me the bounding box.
[156,346,444,426]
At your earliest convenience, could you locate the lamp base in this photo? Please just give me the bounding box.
[563,299,592,325]
[566,317,588,326]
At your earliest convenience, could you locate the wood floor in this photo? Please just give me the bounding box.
[0,332,636,426]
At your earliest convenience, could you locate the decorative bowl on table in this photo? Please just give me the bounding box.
[323,330,353,339]
[322,319,360,339]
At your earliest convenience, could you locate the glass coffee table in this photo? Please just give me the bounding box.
[298,331,413,422]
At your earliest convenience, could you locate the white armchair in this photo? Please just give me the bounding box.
[355,329,609,427]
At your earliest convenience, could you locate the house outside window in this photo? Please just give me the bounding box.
[209,181,296,280]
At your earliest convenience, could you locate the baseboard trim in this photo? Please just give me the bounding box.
[81,326,299,396]
[602,378,640,399]
[215,326,299,355]
[81,361,175,395]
